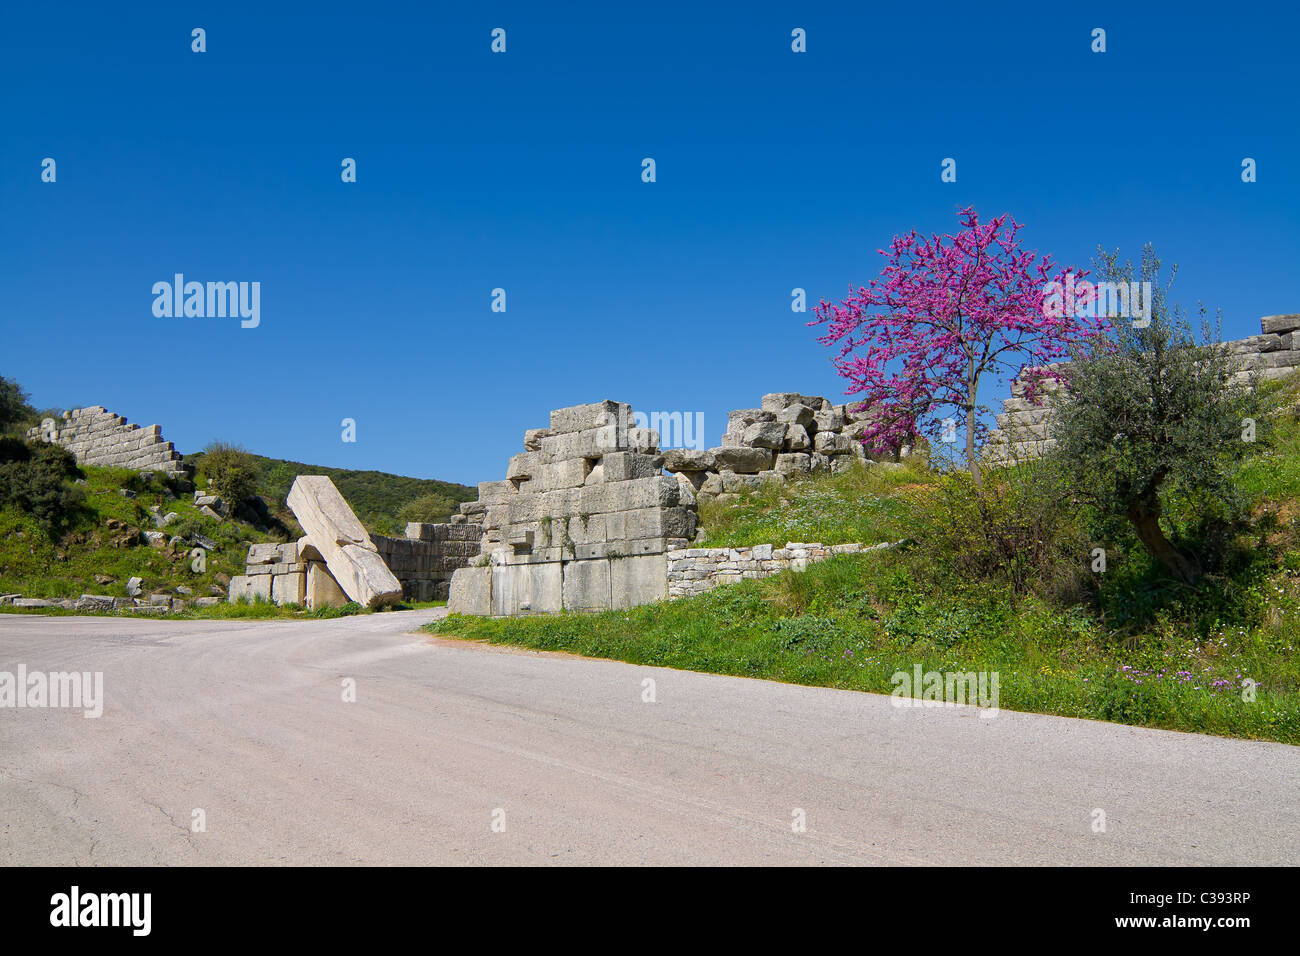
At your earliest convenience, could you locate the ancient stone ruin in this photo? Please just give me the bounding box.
[984,313,1300,464]
[228,475,481,609]
[447,401,696,616]
[27,405,186,475]
[661,392,904,498]
[443,399,906,618]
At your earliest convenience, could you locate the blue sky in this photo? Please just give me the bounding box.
[3,1,1297,484]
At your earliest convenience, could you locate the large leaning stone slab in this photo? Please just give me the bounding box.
[285,476,402,608]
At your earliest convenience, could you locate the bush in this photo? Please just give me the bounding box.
[199,442,260,505]
[0,375,36,432]
[0,440,85,531]
[916,461,1090,601]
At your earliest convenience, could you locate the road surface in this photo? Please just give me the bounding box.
[0,610,1295,865]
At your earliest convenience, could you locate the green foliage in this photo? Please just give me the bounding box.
[917,461,1090,601]
[0,439,86,532]
[304,601,364,619]
[0,464,266,600]
[1052,247,1258,583]
[188,450,476,536]
[397,492,460,526]
[695,457,934,548]
[0,375,36,431]
[197,442,260,505]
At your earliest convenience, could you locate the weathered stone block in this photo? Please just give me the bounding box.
[776,404,816,429]
[228,574,272,603]
[540,426,624,463]
[609,554,667,608]
[620,506,697,541]
[1261,314,1300,335]
[305,562,348,609]
[507,452,540,481]
[447,566,492,615]
[712,446,775,474]
[490,561,562,615]
[774,452,806,476]
[813,408,846,432]
[271,572,306,606]
[661,448,716,473]
[814,431,852,455]
[601,451,662,482]
[743,421,787,449]
[562,558,611,610]
[549,401,630,436]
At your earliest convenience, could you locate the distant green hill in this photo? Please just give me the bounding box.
[186,451,477,536]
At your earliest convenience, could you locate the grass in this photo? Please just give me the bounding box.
[432,548,1299,743]
[0,466,273,602]
[694,456,935,548]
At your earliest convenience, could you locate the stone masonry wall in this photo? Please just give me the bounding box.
[447,400,697,616]
[26,405,186,475]
[372,522,482,602]
[667,541,888,598]
[983,313,1300,465]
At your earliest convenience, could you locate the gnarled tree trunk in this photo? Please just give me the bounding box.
[1125,484,1201,584]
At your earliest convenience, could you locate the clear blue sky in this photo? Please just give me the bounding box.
[3,1,1297,484]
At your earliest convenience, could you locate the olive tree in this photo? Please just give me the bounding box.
[1052,247,1257,584]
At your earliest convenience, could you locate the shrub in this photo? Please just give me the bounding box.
[199,442,260,505]
[916,461,1090,601]
[0,375,36,432]
[0,440,84,531]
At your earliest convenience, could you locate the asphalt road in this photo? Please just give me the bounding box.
[0,610,1295,865]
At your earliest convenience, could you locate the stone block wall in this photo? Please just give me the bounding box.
[983,314,1300,465]
[26,405,186,475]
[372,522,482,602]
[447,400,697,616]
[229,542,306,606]
[666,541,883,598]
[661,392,905,497]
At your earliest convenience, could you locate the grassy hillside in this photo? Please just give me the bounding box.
[0,466,271,602]
[431,387,1300,745]
[186,450,477,536]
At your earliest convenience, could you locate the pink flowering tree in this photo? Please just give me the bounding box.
[812,207,1105,486]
